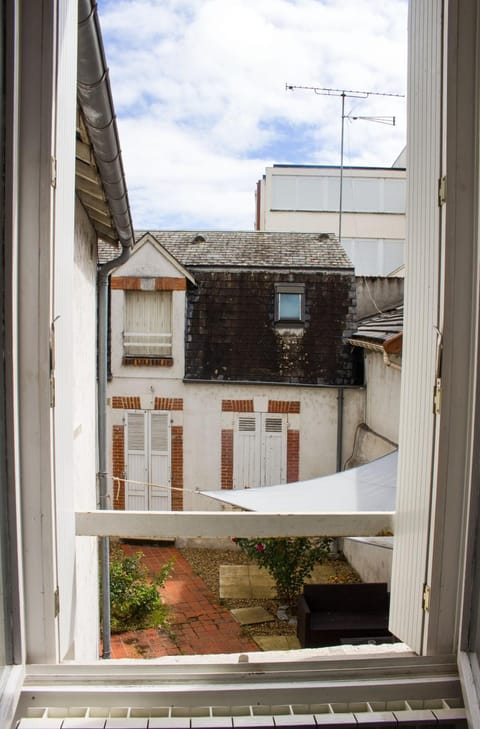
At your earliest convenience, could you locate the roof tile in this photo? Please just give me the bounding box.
[136,230,353,269]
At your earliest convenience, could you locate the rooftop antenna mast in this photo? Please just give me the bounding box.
[285,84,405,243]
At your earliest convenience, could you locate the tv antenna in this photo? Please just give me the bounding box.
[286,84,405,242]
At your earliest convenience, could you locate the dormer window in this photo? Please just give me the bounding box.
[275,283,305,325]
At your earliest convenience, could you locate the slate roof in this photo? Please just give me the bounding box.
[349,304,404,346]
[98,238,121,265]
[136,230,353,270]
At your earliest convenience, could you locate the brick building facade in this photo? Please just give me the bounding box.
[107,231,363,511]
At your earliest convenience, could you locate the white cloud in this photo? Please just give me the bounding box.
[98,0,407,230]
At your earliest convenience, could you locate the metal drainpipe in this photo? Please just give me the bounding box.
[97,243,131,659]
[336,387,344,472]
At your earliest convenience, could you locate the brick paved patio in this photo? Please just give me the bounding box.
[108,543,259,659]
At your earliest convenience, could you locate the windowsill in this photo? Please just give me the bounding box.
[275,321,305,330]
[122,356,174,367]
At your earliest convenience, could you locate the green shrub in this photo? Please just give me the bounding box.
[108,545,174,633]
[232,537,333,608]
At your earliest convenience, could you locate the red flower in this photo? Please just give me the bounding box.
[256,543,265,551]
[231,537,237,543]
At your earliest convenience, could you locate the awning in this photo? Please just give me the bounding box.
[201,451,397,513]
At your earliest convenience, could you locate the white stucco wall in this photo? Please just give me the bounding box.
[365,351,401,444]
[107,378,365,511]
[261,211,406,240]
[342,537,393,588]
[72,198,100,661]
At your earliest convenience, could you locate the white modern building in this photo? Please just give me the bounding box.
[2,1,480,727]
[255,162,406,276]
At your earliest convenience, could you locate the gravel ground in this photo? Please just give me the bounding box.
[180,547,361,638]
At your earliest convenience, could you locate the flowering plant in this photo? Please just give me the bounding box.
[232,537,333,607]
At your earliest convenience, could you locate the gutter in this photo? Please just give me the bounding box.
[348,338,402,371]
[78,0,134,659]
[77,0,134,248]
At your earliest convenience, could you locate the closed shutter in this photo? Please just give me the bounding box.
[125,411,171,510]
[233,414,261,489]
[233,413,287,489]
[149,412,171,510]
[124,291,172,356]
[125,411,148,509]
[262,415,286,486]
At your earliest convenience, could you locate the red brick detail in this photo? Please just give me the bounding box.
[155,278,186,291]
[112,425,125,510]
[221,430,234,489]
[111,396,141,409]
[268,400,301,414]
[154,397,183,411]
[171,426,184,511]
[123,357,174,367]
[287,430,300,483]
[111,276,141,290]
[221,399,254,412]
[111,276,186,291]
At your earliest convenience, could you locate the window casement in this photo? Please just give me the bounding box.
[123,290,172,358]
[275,283,305,325]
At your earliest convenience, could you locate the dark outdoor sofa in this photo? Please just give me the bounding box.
[297,582,392,648]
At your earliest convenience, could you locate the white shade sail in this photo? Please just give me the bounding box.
[201,451,397,513]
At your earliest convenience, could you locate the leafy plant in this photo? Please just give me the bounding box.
[232,537,333,607]
[108,545,174,633]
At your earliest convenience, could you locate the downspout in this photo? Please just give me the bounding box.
[383,350,402,371]
[336,387,344,472]
[78,0,134,659]
[97,247,130,659]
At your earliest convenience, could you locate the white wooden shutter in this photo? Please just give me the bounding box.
[124,291,172,356]
[262,414,287,487]
[233,414,261,489]
[125,411,148,510]
[149,412,171,510]
[389,0,443,654]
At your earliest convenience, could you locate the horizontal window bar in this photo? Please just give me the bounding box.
[75,510,394,539]
[124,333,172,338]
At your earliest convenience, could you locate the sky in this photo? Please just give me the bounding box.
[98,0,408,231]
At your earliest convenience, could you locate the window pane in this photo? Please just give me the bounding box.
[279,292,301,320]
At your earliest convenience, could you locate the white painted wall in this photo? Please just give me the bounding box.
[261,211,405,239]
[364,351,401,445]
[72,199,100,661]
[107,379,365,510]
[342,537,393,588]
